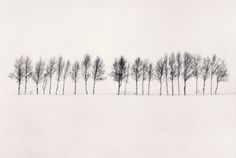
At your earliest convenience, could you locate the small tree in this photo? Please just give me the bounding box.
[82,54,92,95]
[192,54,202,95]
[168,53,177,96]
[131,57,142,95]
[31,59,45,95]
[210,54,218,94]
[110,56,128,95]
[124,63,130,95]
[215,60,228,95]
[9,56,24,95]
[201,57,211,95]
[163,55,169,95]
[92,56,106,95]
[147,63,154,95]
[70,61,80,95]
[55,56,65,95]
[46,57,56,95]
[176,52,182,95]
[155,58,165,95]
[141,60,148,95]
[182,52,193,95]
[62,60,71,95]
[23,56,33,94]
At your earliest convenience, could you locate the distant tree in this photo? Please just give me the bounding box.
[163,55,169,95]
[23,56,32,94]
[192,54,202,95]
[42,72,49,95]
[141,60,148,95]
[46,57,56,95]
[131,57,142,95]
[31,59,45,95]
[55,56,65,95]
[82,54,92,95]
[110,56,128,95]
[155,58,165,95]
[92,56,106,95]
[210,54,218,94]
[124,63,130,95]
[201,57,211,95]
[182,52,193,95]
[176,52,182,95]
[70,61,80,95]
[147,63,154,95]
[62,60,71,95]
[215,60,228,95]
[168,53,177,96]
[9,56,24,95]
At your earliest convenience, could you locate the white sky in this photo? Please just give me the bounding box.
[0,0,236,94]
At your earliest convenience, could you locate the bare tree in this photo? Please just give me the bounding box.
[147,63,154,95]
[210,54,218,94]
[42,72,49,95]
[141,60,148,95]
[124,63,130,95]
[9,56,24,95]
[163,55,169,95]
[23,56,32,94]
[70,61,80,95]
[155,58,165,95]
[131,57,142,95]
[92,56,106,95]
[46,57,56,95]
[55,56,65,95]
[192,54,202,95]
[31,59,45,95]
[182,52,193,95]
[168,53,177,96]
[110,56,128,95]
[201,57,211,95]
[82,54,92,95]
[62,60,71,95]
[215,60,228,95]
[176,52,182,95]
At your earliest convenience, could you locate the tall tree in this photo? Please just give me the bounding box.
[147,63,154,95]
[70,61,80,95]
[201,57,211,95]
[110,56,128,95]
[31,59,45,95]
[163,55,169,95]
[168,53,177,96]
[215,60,228,95]
[46,57,56,95]
[62,60,71,95]
[141,60,148,95]
[131,57,142,95]
[9,56,24,95]
[155,58,165,95]
[176,52,182,95]
[55,56,65,95]
[182,52,193,95]
[82,54,92,95]
[23,56,32,94]
[124,63,130,95]
[210,54,218,94]
[92,56,106,95]
[192,54,202,95]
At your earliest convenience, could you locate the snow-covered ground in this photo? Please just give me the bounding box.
[0,95,235,158]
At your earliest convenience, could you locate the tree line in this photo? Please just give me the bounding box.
[9,52,228,95]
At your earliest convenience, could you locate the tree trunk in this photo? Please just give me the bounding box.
[74,80,77,95]
[215,81,219,95]
[148,79,151,95]
[142,80,144,95]
[203,80,206,95]
[159,80,162,95]
[62,77,66,95]
[210,76,213,95]
[178,76,180,95]
[196,78,198,95]
[117,82,121,95]
[124,81,128,95]
[18,82,21,95]
[171,79,174,96]
[92,79,96,95]
[85,79,88,95]
[24,77,27,95]
[55,80,59,95]
[166,77,169,95]
[184,80,186,95]
[36,83,39,95]
[135,80,138,95]
[49,77,52,95]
